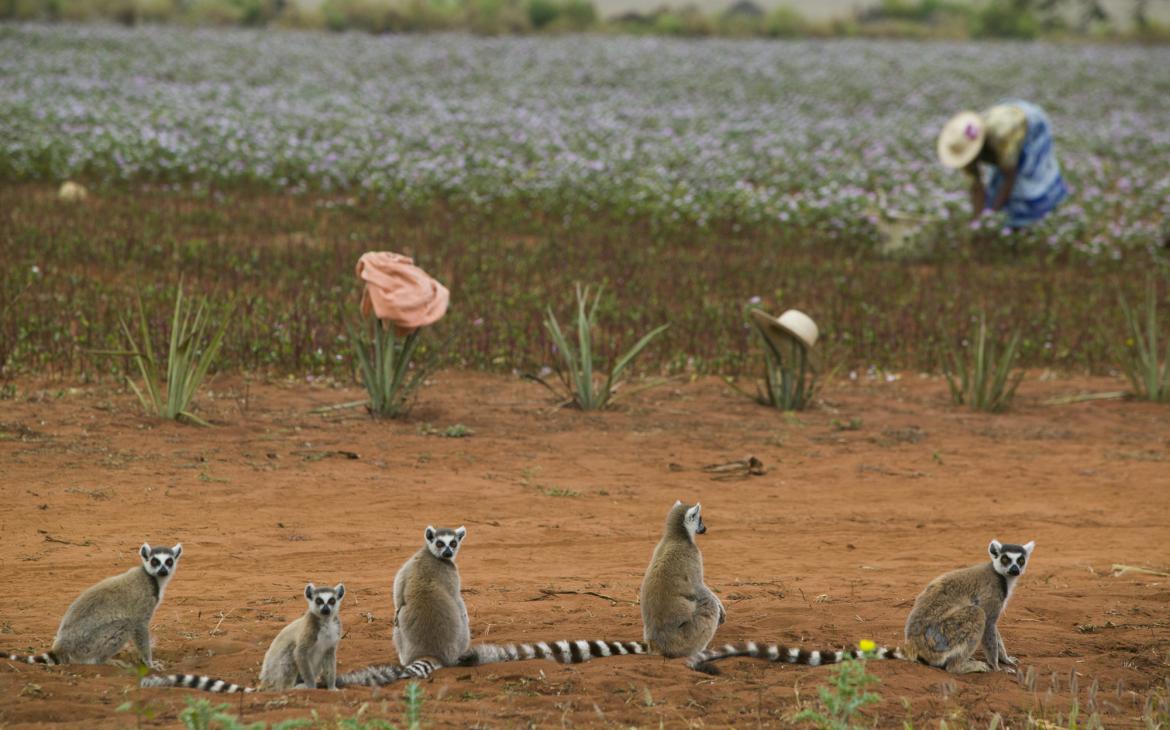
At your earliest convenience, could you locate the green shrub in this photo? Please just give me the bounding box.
[763,4,809,37]
[464,0,530,34]
[525,0,558,28]
[348,314,438,419]
[532,283,669,411]
[972,0,1039,39]
[321,0,403,33]
[103,284,230,427]
[1118,277,1170,402]
[943,313,1024,412]
[557,0,594,28]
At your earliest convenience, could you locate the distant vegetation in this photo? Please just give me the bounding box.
[2,0,1168,39]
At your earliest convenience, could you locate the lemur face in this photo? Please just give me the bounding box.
[684,503,706,537]
[304,583,345,618]
[140,543,182,579]
[425,525,467,561]
[989,539,1034,578]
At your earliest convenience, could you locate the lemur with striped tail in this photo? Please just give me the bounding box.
[4,543,182,668]
[687,539,1034,676]
[459,500,719,669]
[142,582,345,693]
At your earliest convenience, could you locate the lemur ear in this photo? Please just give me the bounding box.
[140,543,151,560]
[1023,541,1035,555]
[425,526,436,543]
[686,503,701,521]
[172,544,182,559]
[988,539,1002,557]
[455,526,467,541]
[673,499,683,508]
[305,583,315,600]
[334,584,345,601]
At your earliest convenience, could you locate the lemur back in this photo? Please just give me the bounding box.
[4,543,181,668]
[143,582,346,693]
[640,501,725,657]
[392,525,470,667]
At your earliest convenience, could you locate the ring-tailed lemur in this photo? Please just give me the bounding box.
[392,525,470,666]
[142,582,346,693]
[4,543,181,668]
[333,525,470,689]
[640,501,725,657]
[687,539,1034,675]
[903,539,1034,673]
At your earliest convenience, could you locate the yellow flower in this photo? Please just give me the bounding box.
[858,639,877,654]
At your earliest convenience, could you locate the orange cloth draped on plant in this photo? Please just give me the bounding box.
[356,252,449,332]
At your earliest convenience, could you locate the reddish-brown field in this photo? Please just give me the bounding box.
[1,372,1168,728]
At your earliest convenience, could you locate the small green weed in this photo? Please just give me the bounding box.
[831,417,863,431]
[531,283,669,410]
[1118,276,1170,402]
[175,697,311,730]
[541,486,581,497]
[943,313,1024,413]
[794,647,881,729]
[101,282,230,427]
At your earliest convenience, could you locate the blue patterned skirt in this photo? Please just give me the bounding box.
[986,100,1068,227]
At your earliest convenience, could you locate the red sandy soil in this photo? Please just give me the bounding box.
[1,371,1168,728]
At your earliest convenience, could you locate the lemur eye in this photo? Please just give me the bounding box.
[1000,556,1010,565]
[315,598,323,605]
[1017,557,1025,566]
[165,558,174,567]
[450,541,458,548]
[328,598,335,605]
[150,558,160,566]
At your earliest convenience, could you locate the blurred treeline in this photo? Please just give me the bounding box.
[2,0,1168,40]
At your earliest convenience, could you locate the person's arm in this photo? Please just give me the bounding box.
[966,163,985,219]
[990,167,1018,212]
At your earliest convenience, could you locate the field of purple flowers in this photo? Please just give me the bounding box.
[1,25,1168,380]
[3,25,1168,251]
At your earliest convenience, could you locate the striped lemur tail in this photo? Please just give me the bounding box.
[140,658,440,692]
[687,642,906,675]
[140,674,256,693]
[3,651,62,665]
[336,658,441,687]
[459,640,650,666]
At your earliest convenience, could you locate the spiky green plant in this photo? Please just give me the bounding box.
[1118,277,1170,402]
[348,315,435,419]
[943,314,1024,413]
[755,321,819,410]
[532,284,669,410]
[107,284,230,426]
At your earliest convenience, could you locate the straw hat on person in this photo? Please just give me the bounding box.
[937,111,985,169]
[749,308,819,352]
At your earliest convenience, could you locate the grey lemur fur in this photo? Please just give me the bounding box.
[903,539,1034,674]
[640,501,725,657]
[142,582,345,693]
[687,539,1033,676]
[393,525,470,667]
[4,543,181,668]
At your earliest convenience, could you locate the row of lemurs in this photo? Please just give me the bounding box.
[4,502,1035,694]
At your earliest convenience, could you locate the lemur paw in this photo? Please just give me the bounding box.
[1001,654,1018,667]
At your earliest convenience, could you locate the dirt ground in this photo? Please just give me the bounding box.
[1,371,1168,728]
